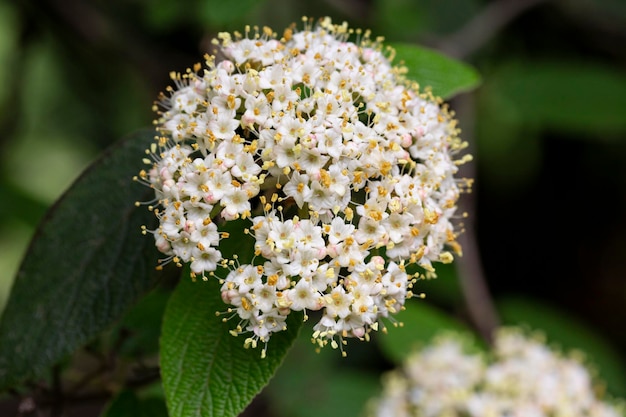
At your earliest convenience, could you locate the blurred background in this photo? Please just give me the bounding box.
[1,0,625,415]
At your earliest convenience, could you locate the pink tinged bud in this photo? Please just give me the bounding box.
[162,179,176,194]
[156,237,171,253]
[204,193,218,204]
[218,60,235,74]
[221,207,238,221]
[241,114,255,128]
[221,290,232,303]
[371,255,385,267]
[401,133,413,148]
[352,327,366,338]
[160,167,172,181]
[221,289,240,304]
[309,169,321,180]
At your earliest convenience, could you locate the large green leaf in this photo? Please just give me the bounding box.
[0,129,166,390]
[377,299,476,364]
[160,270,302,417]
[391,43,481,99]
[499,296,626,397]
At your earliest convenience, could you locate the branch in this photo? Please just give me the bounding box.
[452,94,500,343]
[437,0,551,58]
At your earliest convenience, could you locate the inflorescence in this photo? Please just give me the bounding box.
[368,328,625,417]
[136,17,471,354]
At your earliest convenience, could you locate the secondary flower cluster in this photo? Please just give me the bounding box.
[369,329,624,417]
[138,17,470,352]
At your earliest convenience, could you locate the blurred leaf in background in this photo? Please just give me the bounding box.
[476,60,626,188]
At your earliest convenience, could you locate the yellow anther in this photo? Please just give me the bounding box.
[241,297,252,311]
[424,208,439,224]
[439,252,454,264]
[267,274,278,286]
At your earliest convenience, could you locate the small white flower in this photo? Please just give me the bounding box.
[286,279,322,312]
[325,217,355,245]
[190,247,222,275]
[228,265,263,294]
[189,222,220,249]
[231,152,261,181]
[221,187,252,219]
[249,310,287,340]
[324,286,353,319]
[283,171,312,208]
[252,284,278,313]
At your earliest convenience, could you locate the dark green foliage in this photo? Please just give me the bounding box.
[0,130,165,390]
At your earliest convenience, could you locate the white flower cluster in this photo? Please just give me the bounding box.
[138,17,470,352]
[370,329,624,417]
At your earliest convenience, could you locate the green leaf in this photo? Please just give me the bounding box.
[160,271,302,417]
[499,296,626,397]
[391,43,481,99]
[377,299,476,364]
[0,129,166,390]
[486,61,626,137]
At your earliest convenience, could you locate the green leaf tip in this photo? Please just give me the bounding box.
[391,43,481,99]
